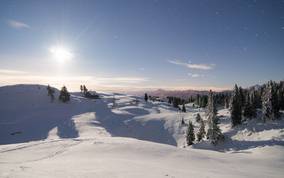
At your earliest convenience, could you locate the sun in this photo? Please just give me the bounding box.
[49,45,74,63]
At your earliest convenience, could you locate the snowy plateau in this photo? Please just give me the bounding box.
[0,84,283,178]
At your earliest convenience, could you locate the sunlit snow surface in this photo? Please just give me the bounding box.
[0,85,283,178]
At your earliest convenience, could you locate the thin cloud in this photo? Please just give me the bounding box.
[0,69,28,75]
[7,20,30,29]
[188,73,204,78]
[168,59,214,70]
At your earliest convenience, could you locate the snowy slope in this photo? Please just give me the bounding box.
[0,84,284,178]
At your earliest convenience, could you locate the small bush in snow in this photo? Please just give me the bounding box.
[195,113,202,123]
[47,85,55,102]
[59,86,70,103]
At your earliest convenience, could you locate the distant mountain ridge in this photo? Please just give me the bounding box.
[134,88,231,99]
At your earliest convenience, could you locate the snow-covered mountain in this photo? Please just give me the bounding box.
[0,84,283,178]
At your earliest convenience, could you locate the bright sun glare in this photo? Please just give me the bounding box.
[49,45,74,63]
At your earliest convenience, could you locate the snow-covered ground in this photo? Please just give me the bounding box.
[0,84,283,178]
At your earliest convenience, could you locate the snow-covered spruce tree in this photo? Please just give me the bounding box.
[83,85,88,95]
[206,90,224,145]
[186,120,195,146]
[59,86,70,103]
[262,81,280,121]
[250,92,257,117]
[224,95,230,109]
[271,81,280,118]
[195,113,202,123]
[181,117,185,125]
[279,81,284,110]
[197,117,205,141]
[238,87,246,109]
[231,84,242,127]
[262,81,273,122]
[182,103,186,112]
[243,92,256,119]
[144,93,148,102]
[173,98,179,108]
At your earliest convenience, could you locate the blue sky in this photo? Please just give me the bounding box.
[0,0,284,91]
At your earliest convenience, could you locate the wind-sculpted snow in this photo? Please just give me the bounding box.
[0,85,183,146]
[0,85,284,177]
[0,85,95,144]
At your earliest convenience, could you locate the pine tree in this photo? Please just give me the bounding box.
[182,103,186,112]
[186,121,195,146]
[195,94,200,107]
[47,85,55,102]
[83,85,88,95]
[253,90,262,109]
[243,92,256,119]
[271,81,280,118]
[262,81,280,121]
[144,93,148,102]
[224,95,230,109]
[239,87,245,107]
[173,97,179,108]
[195,113,202,123]
[262,82,273,122]
[231,84,242,127]
[197,118,205,141]
[59,86,70,103]
[279,81,284,110]
[262,82,274,122]
[181,117,185,125]
[207,90,224,145]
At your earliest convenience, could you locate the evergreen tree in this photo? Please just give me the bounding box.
[47,85,55,102]
[243,92,256,119]
[262,81,280,121]
[207,90,224,145]
[262,81,273,122]
[195,94,200,107]
[271,81,280,118]
[253,90,262,109]
[59,86,70,103]
[144,93,148,102]
[186,121,195,146]
[279,81,284,110]
[167,96,173,104]
[239,87,245,107]
[231,85,242,127]
[83,85,88,95]
[182,103,186,112]
[224,95,230,109]
[195,113,202,123]
[173,97,179,108]
[181,117,185,125]
[197,118,205,141]
[200,95,208,108]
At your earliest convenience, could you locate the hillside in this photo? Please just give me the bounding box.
[0,85,284,178]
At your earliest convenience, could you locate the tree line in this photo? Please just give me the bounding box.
[230,80,284,127]
[186,90,224,146]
